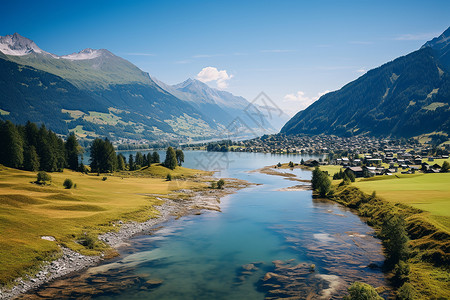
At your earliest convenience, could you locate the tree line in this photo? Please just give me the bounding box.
[0,120,186,174]
[0,120,80,172]
[90,140,184,173]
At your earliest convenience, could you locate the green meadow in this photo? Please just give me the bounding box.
[0,164,210,286]
[355,173,450,231]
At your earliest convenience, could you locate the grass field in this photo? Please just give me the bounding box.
[0,164,210,285]
[354,173,450,231]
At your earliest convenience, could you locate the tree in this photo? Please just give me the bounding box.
[344,282,382,300]
[312,167,331,197]
[36,171,52,184]
[63,178,74,189]
[164,147,177,170]
[0,120,24,168]
[300,158,305,165]
[128,154,135,171]
[23,145,40,171]
[65,133,80,170]
[152,151,160,164]
[117,154,125,170]
[90,138,117,173]
[217,179,225,189]
[288,161,294,168]
[441,161,450,173]
[176,149,184,166]
[381,214,410,267]
[135,152,144,168]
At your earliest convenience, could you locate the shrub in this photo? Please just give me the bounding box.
[210,181,217,189]
[102,176,107,181]
[166,173,172,181]
[63,178,73,189]
[36,171,52,184]
[393,260,410,286]
[396,282,416,300]
[344,282,382,300]
[277,162,282,167]
[217,179,225,189]
[288,161,294,168]
[79,233,97,249]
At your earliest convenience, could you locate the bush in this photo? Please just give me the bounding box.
[63,178,73,189]
[36,171,52,184]
[102,176,107,181]
[344,282,382,300]
[277,162,282,167]
[210,181,217,189]
[217,179,225,189]
[396,282,415,300]
[288,161,294,168]
[166,173,172,181]
[393,260,410,286]
[79,233,97,249]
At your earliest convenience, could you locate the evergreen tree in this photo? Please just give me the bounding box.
[142,153,148,167]
[23,145,40,171]
[175,149,184,166]
[164,147,177,170]
[128,154,135,171]
[152,151,160,164]
[147,152,153,166]
[441,161,450,173]
[37,125,57,172]
[90,138,117,173]
[65,133,79,170]
[117,154,125,170]
[0,120,24,168]
[135,152,144,168]
[381,214,410,267]
[25,121,39,148]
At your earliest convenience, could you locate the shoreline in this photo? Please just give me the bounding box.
[0,178,249,300]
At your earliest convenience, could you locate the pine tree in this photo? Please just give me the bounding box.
[23,145,40,171]
[0,120,24,168]
[152,151,160,164]
[164,147,177,170]
[117,154,125,170]
[128,154,135,171]
[135,152,144,168]
[65,133,79,170]
[175,149,184,166]
[381,214,410,267]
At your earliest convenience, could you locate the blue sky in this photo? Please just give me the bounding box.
[1,0,449,116]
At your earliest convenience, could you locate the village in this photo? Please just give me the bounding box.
[206,134,450,178]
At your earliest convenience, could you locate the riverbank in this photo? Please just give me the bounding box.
[327,183,450,299]
[0,165,249,299]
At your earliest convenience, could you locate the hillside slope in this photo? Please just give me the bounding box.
[281,27,450,138]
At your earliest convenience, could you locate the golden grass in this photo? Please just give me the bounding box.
[0,165,209,285]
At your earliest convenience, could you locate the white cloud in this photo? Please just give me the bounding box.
[394,32,439,41]
[282,90,330,115]
[356,68,366,73]
[196,66,233,89]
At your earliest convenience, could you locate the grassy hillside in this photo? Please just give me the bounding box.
[0,165,210,286]
[355,173,450,231]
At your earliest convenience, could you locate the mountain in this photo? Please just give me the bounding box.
[0,33,222,141]
[281,27,450,138]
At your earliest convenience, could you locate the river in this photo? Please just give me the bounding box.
[24,151,388,299]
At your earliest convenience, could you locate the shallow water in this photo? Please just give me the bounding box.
[24,151,388,299]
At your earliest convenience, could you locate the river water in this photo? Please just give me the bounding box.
[24,151,388,299]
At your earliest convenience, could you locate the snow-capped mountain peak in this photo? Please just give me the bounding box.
[0,33,48,56]
[60,48,112,60]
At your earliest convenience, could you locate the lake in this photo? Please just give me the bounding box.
[25,151,388,299]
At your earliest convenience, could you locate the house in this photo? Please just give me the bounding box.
[345,166,364,178]
[304,159,319,167]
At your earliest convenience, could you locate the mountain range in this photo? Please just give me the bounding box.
[0,33,279,142]
[281,27,450,138]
